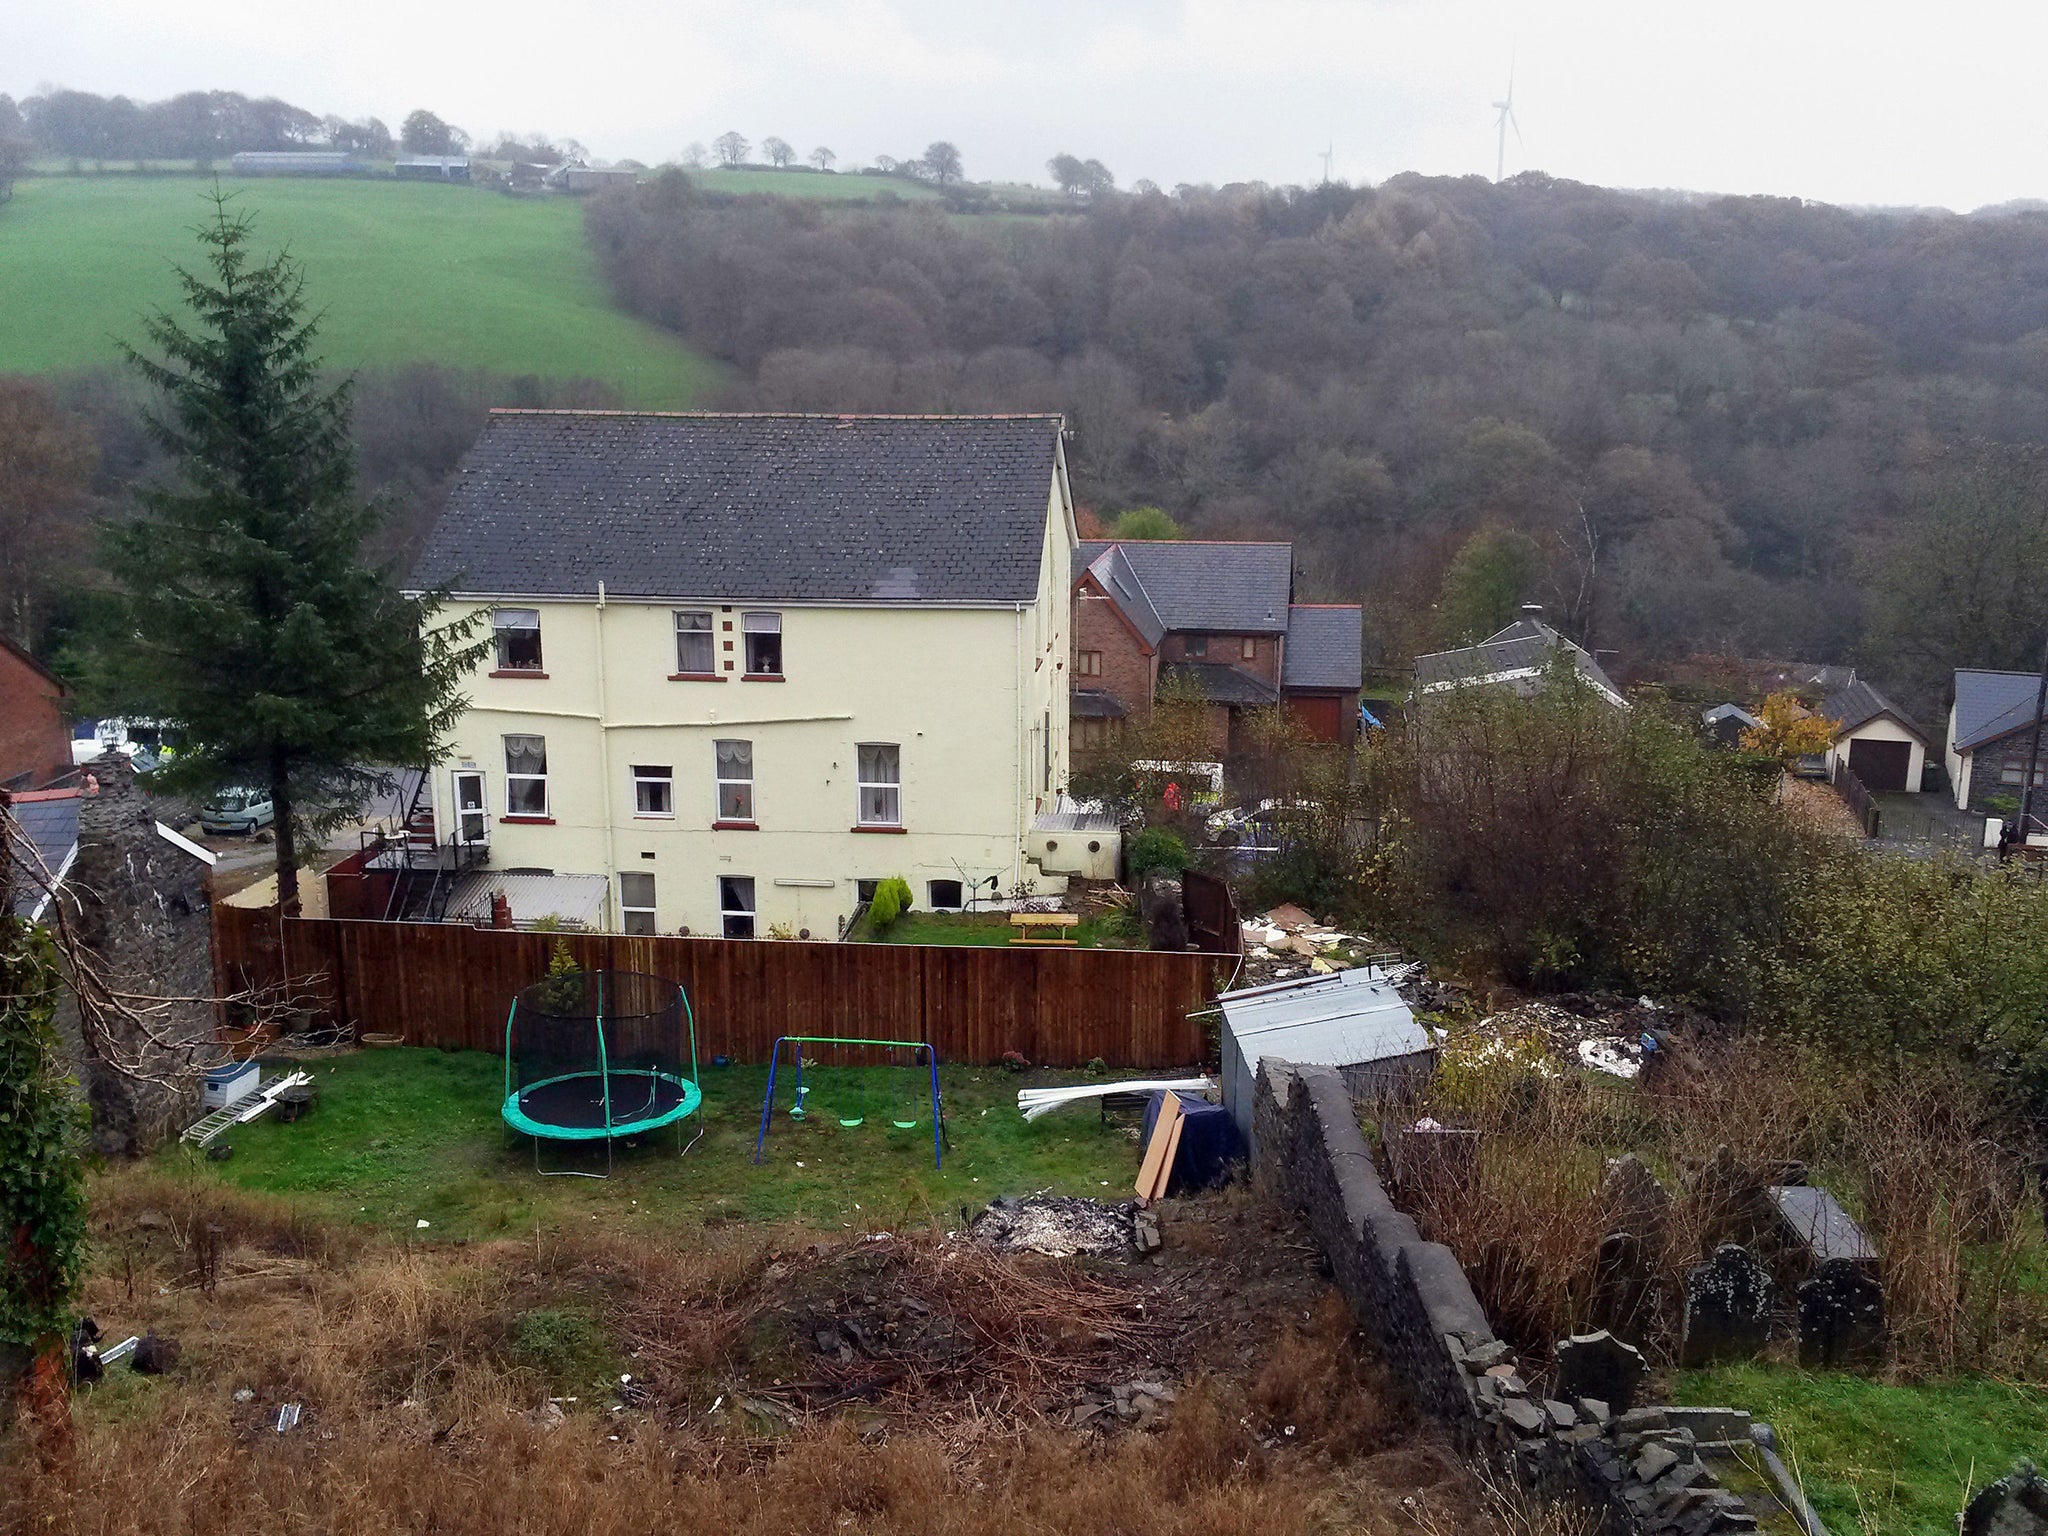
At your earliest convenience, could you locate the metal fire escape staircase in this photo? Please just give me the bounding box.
[372,770,488,922]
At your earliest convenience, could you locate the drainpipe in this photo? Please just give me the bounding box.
[594,582,618,923]
[1013,606,1025,895]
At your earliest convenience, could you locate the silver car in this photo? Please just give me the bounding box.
[200,788,275,836]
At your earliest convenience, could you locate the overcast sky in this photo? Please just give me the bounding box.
[7,0,2044,210]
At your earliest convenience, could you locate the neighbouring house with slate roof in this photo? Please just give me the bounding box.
[1412,607,1628,710]
[405,410,1078,937]
[1818,673,1930,794]
[1946,668,2048,819]
[1069,540,1363,753]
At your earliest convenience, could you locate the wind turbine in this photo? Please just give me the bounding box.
[1318,139,1334,185]
[1492,57,1521,182]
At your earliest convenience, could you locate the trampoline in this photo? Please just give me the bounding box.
[501,968,702,1176]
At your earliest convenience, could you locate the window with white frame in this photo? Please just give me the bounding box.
[857,743,900,826]
[492,608,543,671]
[927,878,964,911]
[742,612,782,676]
[719,875,756,938]
[503,734,548,815]
[714,739,754,822]
[619,872,657,935]
[674,610,714,674]
[632,764,673,817]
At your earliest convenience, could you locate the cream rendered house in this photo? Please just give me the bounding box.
[406,411,1075,937]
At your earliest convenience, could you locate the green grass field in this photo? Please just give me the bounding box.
[166,1047,1138,1241]
[689,166,943,200]
[847,910,1139,948]
[1676,1364,2048,1534]
[0,177,719,406]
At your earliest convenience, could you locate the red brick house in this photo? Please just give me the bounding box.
[0,637,73,792]
[1070,540,1363,752]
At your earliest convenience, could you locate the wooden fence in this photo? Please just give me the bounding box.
[1829,761,1881,836]
[213,906,1226,1068]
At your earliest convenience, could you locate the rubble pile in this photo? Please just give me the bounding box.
[969,1194,1136,1258]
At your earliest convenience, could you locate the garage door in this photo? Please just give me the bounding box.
[1847,738,1912,793]
[1285,694,1344,743]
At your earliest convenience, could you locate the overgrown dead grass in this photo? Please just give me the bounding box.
[7,1170,1496,1536]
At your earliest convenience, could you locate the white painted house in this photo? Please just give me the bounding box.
[1818,676,1929,794]
[405,411,1076,937]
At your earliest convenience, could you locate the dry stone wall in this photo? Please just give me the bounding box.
[1253,1060,1772,1536]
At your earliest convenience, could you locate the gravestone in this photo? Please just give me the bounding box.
[1390,1124,1482,1205]
[1962,1461,2048,1536]
[1592,1155,1670,1337]
[1797,1259,1885,1367]
[1768,1184,1879,1269]
[1680,1244,1772,1366]
[1553,1329,1647,1415]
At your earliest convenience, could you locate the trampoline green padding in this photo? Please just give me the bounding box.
[502,1069,702,1141]
[501,968,702,1175]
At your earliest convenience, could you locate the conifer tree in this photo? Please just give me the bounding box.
[86,191,483,913]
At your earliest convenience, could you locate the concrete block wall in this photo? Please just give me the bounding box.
[1253,1060,1770,1536]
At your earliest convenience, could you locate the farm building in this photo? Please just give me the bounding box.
[230,151,368,177]
[556,165,639,193]
[395,155,470,182]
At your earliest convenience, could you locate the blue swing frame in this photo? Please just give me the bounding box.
[752,1034,943,1169]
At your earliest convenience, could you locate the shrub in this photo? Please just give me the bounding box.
[1127,827,1189,880]
[869,876,913,930]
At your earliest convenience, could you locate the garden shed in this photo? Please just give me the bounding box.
[1218,967,1433,1144]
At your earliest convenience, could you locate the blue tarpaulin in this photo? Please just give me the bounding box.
[1141,1090,1245,1194]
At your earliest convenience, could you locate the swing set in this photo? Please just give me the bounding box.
[752,1035,943,1169]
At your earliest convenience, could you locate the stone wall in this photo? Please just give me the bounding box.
[1254,1060,1772,1535]
[64,753,218,1156]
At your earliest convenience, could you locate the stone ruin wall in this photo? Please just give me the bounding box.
[1252,1060,1776,1536]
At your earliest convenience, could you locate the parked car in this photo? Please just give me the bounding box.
[200,788,274,836]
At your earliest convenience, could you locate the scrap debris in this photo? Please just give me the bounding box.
[1017,1077,1213,1122]
[1239,905,1397,987]
[969,1194,1136,1257]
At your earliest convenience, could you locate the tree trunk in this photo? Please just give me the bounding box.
[13,1335,73,1473]
[271,754,299,918]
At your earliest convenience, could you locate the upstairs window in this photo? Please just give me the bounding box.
[503,734,548,816]
[619,872,657,936]
[1241,637,1257,661]
[1077,650,1102,677]
[674,610,714,674]
[632,764,673,817]
[743,612,782,676]
[1185,635,1207,658]
[857,743,900,826]
[715,739,754,823]
[493,608,543,672]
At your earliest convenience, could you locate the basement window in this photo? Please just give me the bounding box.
[927,879,964,911]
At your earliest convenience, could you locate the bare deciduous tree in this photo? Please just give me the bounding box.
[712,131,749,166]
[761,136,794,169]
[808,145,836,172]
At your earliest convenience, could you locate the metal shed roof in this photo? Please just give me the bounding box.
[446,872,609,929]
[1218,968,1430,1068]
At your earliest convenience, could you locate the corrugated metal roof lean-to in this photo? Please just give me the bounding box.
[446,872,610,929]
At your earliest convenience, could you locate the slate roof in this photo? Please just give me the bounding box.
[1282,605,1363,691]
[410,412,1065,604]
[1070,688,1129,720]
[8,791,79,922]
[1821,677,1925,743]
[1702,703,1762,730]
[1076,540,1291,634]
[1414,615,1626,706]
[1161,661,1280,707]
[1953,669,2048,752]
[1080,545,1166,647]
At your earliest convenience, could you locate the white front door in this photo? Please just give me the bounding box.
[454,770,488,845]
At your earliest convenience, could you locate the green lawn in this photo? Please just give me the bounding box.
[0,177,719,406]
[848,910,1138,948]
[1676,1364,2048,1534]
[168,1047,1139,1241]
[689,166,943,200]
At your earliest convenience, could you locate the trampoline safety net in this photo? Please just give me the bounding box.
[503,969,701,1142]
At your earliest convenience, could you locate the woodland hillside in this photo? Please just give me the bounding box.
[588,169,2048,699]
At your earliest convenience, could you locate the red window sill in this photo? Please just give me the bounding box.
[500,814,554,824]
[489,669,549,679]
[851,824,906,834]
[668,672,726,682]
[711,820,759,831]
[741,673,786,682]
